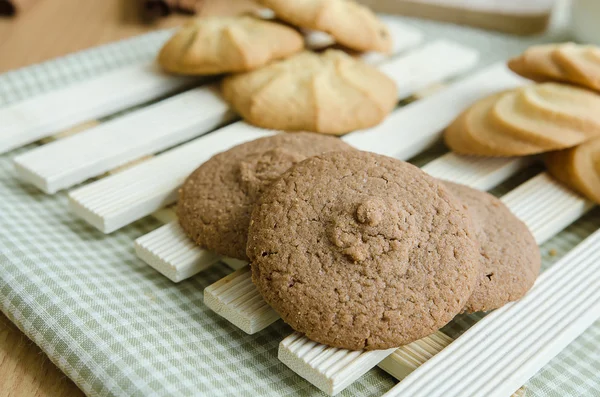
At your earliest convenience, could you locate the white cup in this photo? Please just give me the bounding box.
[572,0,600,44]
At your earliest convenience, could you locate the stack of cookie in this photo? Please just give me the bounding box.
[157,0,398,135]
[444,43,600,158]
[444,43,600,206]
[178,132,541,350]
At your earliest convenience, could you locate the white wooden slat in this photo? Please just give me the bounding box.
[383,227,600,397]
[68,123,275,233]
[135,61,520,283]
[134,221,222,282]
[150,207,177,224]
[277,171,593,396]
[13,21,424,195]
[343,62,526,158]
[220,257,248,270]
[381,40,478,99]
[13,85,234,194]
[204,266,280,334]
[71,40,480,234]
[379,330,526,397]
[279,333,397,396]
[377,331,454,381]
[422,153,534,191]
[0,62,198,154]
[501,172,594,245]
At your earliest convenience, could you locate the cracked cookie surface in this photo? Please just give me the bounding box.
[177,132,353,260]
[247,150,480,350]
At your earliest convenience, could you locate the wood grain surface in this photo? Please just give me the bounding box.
[0,0,258,73]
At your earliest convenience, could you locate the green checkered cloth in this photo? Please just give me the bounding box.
[1,17,599,397]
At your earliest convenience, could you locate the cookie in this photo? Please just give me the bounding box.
[158,16,304,75]
[444,182,541,313]
[553,44,600,92]
[177,132,353,260]
[545,136,600,205]
[491,83,600,149]
[508,44,566,83]
[247,150,480,350]
[221,49,398,135]
[444,83,600,157]
[508,43,600,92]
[444,92,545,157]
[257,0,391,53]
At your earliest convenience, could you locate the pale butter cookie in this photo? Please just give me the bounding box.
[445,83,600,157]
[258,0,392,53]
[545,136,600,205]
[509,43,600,92]
[158,16,304,75]
[221,49,397,135]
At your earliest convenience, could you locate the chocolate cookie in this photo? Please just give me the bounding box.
[444,182,541,313]
[247,150,480,350]
[177,132,353,260]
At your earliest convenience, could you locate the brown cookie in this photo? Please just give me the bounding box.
[158,16,304,75]
[247,150,480,350]
[257,0,391,53]
[221,49,398,135]
[177,132,353,260]
[545,136,600,205]
[444,182,541,313]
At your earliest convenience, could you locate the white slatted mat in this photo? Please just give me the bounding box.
[136,61,525,283]
[71,40,479,234]
[13,85,234,194]
[13,20,424,194]
[68,123,275,233]
[0,62,198,154]
[384,228,600,397]
[277,171,593,396]
[377,328,526,397]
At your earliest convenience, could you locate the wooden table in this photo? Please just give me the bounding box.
[0,0,258,73]
[0,2,254,395]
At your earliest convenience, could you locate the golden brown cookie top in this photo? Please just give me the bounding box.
[221,49,398,135]
[158,16,304,75]
[258,0,392,53]
[247,150,480,350]
[177,132,354,260]
[444,182,541,313]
